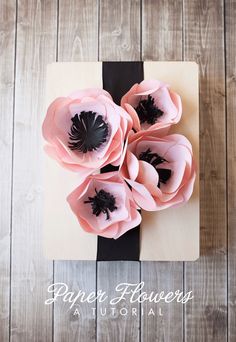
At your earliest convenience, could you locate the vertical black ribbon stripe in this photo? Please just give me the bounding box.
[102,62,144,104]
[97,62,144,261]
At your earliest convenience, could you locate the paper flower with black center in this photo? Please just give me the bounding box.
[121,79,182,134]
[67,172,141,239]
[42,88,132,179]
[120,131,196,211]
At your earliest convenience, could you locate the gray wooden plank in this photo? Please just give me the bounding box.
[141,1,184,341]
[97,1,141,341]
[142,0,183,61]
[183,0,227,340]
[10,0,57,341]
[97,262,140,342]
[54,261,96,342]
[0,1,16,341]
[58,0,99,62]
[53,1,98,341]
[225,0,236,341]
[99,0,141,61]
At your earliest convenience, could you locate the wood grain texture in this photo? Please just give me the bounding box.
[10,0,57,341]
[0,1,234,341]
[99,0,141,61]
[54,262,96,342]
[58,0,98,61]
[0,1,16,341]
[141,1,184,341]
[183,0,227,341]
[54,1,98,341]
[97,262,140,342]
[225,0,236,341]
[97,1,141,341]
[141,262,184,342]
[142,0,183,61]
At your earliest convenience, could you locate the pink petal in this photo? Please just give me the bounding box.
[169,90,182,123]
[160,160,186,194]
[152,87,178,119]
[127,179,157,211]
[136,79,166,95]
[136,160,159,194]
[69,88,112,100]
[114,208,142,239]
[99,223,119,238]
[124,103,141,131]
[126,151,139,180]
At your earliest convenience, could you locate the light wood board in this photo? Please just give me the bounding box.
[43,61,199,261]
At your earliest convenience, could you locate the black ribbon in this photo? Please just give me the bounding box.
[96,62,143,261]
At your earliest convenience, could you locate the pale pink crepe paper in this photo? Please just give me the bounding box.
[67,172,142,239]
[121,132,196,211]
[121,79,182,133]
[42,88,133,179]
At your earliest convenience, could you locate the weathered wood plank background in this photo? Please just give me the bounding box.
[0,0,234,341]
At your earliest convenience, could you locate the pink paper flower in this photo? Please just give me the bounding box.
[67,172,141,239]
[121,79,182,133]
[42,88,132,178]
[120,132,196,211]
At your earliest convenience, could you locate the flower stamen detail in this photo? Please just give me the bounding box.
[139,148,171,187]
[135,95,164,125]
[68,111,108,153]
[84,189,117,220]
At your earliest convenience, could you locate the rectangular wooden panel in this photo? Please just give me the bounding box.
[184,0,227,340]
[225,0,236,341]
[53,261,96,341]
[43,61,199,261]
[10,0,57,341]
[0,1,16,341]
[97,261,140,341]
[99,0,141,61]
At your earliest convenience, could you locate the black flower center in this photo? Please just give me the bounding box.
[84,189,117,220]
[68,111,109,153]
[135,95,164,125]
[139,148,171,187]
